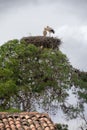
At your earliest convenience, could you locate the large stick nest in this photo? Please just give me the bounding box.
[20,36,61,49]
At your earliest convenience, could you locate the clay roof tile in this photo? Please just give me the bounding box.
[0,112,56,130]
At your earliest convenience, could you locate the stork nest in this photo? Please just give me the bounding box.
[20,36,61,49]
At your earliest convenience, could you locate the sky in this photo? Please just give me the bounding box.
[0,0,87,71]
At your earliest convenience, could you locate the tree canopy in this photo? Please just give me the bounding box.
[0,37,87,122]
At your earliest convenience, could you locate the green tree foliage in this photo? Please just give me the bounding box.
[0,38,86,115]
[56,123,68,130]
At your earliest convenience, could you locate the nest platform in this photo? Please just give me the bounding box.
[20,36,61,49]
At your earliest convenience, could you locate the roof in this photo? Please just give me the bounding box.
[0,112,56,130]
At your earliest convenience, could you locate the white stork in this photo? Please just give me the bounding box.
[43,26,55,37]
[46,26,55,36]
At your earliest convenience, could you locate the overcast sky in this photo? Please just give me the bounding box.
[0,0,87,71]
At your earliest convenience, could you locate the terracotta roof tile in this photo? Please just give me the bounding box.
[0,112,56,130]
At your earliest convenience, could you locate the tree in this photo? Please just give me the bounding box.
[0,37,87,125]
[56,123,68,130]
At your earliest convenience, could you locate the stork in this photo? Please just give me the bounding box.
[43,28,47,37]
[46,26,55,36]
[43,26,55,37]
